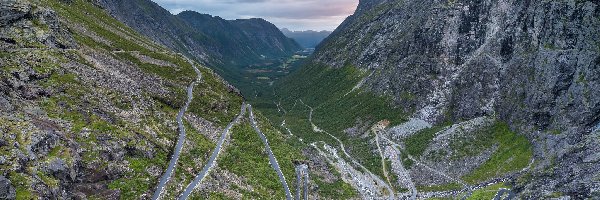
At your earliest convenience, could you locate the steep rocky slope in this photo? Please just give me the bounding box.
[267,0,600,198]
[0,0,308,199]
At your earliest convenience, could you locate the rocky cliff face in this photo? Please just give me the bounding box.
[97,0,301,68]
[311,0,600,197]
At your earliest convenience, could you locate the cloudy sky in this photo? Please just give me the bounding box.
[151,0,358,31]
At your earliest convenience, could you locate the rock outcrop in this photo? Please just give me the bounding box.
[0,176,16,200]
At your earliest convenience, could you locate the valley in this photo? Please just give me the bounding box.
[1,0,598,199]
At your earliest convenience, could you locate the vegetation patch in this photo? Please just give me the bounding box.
[417,182,463,192]
[108,153,168,199]
[9,172,33,199]
[220,111,304,198]
[462,122,533,184]
[466,182,508,200]
[404,125,448,158]
[313,175,357,199]
[189,68,243,127]
[161,120,216,199]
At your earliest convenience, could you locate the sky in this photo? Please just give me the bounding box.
[151,0,359,31]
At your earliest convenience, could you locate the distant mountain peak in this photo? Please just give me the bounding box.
[280,28,332,48]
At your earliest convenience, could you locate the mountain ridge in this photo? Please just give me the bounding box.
[97,0,301,68]
[280,28,332,49]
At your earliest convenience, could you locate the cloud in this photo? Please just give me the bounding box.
[151,0,358,31]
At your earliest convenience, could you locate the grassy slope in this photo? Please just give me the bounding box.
[39,1,356,199]
[41,1,317,199]
[0,0,246,199]
[406,121,532,192]
[461,122,533,184]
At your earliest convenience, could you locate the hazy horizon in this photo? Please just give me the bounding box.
[150,0,358,31]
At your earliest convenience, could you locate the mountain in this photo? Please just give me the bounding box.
[97,0,301,68]
[176,11,300,66]
[280,28,332,48]
[0,0,306,199]
[264,0,600,198]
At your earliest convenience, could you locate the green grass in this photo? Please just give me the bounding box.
[188,67,243,127]
[404,125,448,158]
[462,122,533,184]
[37,171,60,189]
[114,52,194,83]
[313,175,357,199]
[108,153,168,199]
[220,122,293,198]
[417,182,463,192]
[45,0,166,53]
[9,172,33,200]
[161,120,216,199]
[467,182,507,200]
[400,151,414,169]
[217,109,358,199]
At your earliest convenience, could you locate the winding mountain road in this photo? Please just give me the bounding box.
[178,103,247,200]
[295,164,309,200]
[152,61,202,200]
[248,105,293,200]
[299,100,395,199]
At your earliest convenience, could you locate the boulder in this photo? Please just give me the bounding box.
[0,176,16,200]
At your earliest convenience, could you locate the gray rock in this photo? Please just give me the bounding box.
[388,118,432,140]
[47,158,67,173]
[0,176,16,200]
[0,1,31,27]
[583,152,600,163]
[0,97,12,112]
